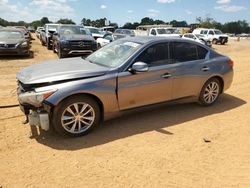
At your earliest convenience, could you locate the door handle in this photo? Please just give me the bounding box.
[162,73,172,79]
[201,67,210,72]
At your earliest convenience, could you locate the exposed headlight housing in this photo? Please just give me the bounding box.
[20,41,28,47]
[60,40,69,45]
[18,89,57,107]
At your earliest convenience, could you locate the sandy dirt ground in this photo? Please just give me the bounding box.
[0,36,250,188]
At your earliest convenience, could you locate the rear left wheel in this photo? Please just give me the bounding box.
[199,78,221,106]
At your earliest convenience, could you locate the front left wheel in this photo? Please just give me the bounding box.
[52,96,101,137]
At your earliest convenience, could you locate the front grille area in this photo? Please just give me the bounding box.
[69,40,94,50]
[0,44,17,48]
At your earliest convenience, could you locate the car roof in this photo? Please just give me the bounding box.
[119,36,210,49]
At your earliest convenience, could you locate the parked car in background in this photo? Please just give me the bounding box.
[8,26,31,42]
[115,29,135,37]
[101,26,115,33]
[182,33,212,47]
[52,25,97,58]
[28,26,35,33]
[42,23,59,50]
[0,28,30,56]
[84,26,104,40]
[35,27,44,39]
[17,37,234,137]
[96,33,126,48]
[148,28,180,37]
[193,28,228,45]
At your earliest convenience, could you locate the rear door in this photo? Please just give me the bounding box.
[169,42,211,99]
[118,42,175,110]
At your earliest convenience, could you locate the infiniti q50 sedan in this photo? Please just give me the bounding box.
[17,37,234,137]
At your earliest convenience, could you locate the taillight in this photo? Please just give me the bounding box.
[227,59,234,68]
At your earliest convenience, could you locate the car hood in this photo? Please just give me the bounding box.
[60,34,94,41]
[0,38,25,44]
[17,57,110,85]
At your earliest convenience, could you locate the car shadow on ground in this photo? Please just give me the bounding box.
[0,51,34,60]
[30,94,246,150]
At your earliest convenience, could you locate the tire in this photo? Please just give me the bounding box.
[212,39,218,44]
[52,96,101,137]
[58,48,65,58]
[52,43,56,53]
[46,40,52,50]
[199,78,222,106]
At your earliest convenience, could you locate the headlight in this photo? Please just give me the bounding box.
[21,41,28,47]
[60,40,69,45]
[18,89,57,107]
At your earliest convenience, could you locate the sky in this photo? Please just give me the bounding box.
[0,0,249,26]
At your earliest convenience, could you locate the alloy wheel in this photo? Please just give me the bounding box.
[203,81,220,104]
[61,102,95,134]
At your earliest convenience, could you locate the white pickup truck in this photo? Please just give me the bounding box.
[192,28,228,45]
[135,28,181,37]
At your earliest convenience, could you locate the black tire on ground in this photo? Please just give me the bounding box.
[58,48,65,58]
[52,96,101,137]
[46,40,52,50]
[212,39,218,44]
[53,43,56,53]
[199,78,222,106]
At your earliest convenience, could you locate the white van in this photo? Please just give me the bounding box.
[193,28,228,45]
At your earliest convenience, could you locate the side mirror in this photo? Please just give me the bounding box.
[129,62,149,73]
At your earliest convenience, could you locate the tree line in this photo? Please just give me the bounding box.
[0,17,75,29]
[0,16,249,34]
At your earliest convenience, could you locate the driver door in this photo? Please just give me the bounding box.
[118,42,174,110]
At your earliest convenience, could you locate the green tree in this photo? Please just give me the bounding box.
[57,18,75,25]
[40,17,50,25]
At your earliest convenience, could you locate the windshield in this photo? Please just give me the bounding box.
[157,29,167,34]
[59,26,85,35]
[48,25,58,31]
[86,40,142,68]
[0,31,23,39]
[88,28,101,34]
[214,30,223,34]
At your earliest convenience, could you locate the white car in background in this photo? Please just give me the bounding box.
[182,33,212,47]
[84,26,104,40]
[193,28,228,45]
[96,33,126,48]
[149,28,181,37]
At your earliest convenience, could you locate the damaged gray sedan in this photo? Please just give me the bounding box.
[17,37,234,137]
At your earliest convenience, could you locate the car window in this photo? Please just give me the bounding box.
[135,43,170,67]
[171,42,197,63]
[151,29,156,36]
[209,30,214,35]
[197,46,208,59]
[201,30,208,34]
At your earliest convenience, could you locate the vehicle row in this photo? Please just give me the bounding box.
[35,24,135,58]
